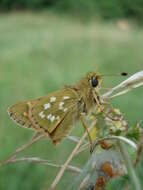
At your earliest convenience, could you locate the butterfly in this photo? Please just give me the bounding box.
[8,72,103,151]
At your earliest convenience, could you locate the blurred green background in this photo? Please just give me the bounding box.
[0,1,143,190]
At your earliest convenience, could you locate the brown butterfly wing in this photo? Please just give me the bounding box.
[8,99,36,129]
[31,88,79,143]
[8,88,80,144]
[50,105,78,145]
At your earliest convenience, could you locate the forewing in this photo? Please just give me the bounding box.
[31,88,79,134]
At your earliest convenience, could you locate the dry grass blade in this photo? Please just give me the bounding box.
[75,142,90,156]
[0,132,44,167]
[7,156,81,173]
[103,70,143,99]
[49,125,94,190]
[67,135,87,143]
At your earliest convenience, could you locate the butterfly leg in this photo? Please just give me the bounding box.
[93,92,120,121]
[80,114,94,153]
[93,91,104,112]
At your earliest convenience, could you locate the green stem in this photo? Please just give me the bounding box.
[118,141,141,190]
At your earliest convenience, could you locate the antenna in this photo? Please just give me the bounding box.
[121,72,128,76]
[101,72,128,77]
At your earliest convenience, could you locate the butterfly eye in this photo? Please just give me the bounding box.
[91,76,99,87]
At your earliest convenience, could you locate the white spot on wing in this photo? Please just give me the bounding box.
[39,111,45,119]
[59,102,64,106]
[59,101,64,110]
[44,103,51,110]
[47,114,52,120]
[64,108,68,112]
[47,114,56,122]
[50,96,56,102]
[63,96,70,100]
[56,116,60,120]
[50,115,55,122]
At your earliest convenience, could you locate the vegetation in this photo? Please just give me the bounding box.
[0,12,143,190]
[1,0,143,22]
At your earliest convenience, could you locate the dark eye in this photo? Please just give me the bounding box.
[91,77,98,87]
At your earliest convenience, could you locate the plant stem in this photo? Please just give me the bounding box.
[118,141,141,190]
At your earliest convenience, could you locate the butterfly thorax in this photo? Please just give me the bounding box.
[72,78,98,115]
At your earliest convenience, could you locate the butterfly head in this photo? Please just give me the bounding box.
[87,72,102,89]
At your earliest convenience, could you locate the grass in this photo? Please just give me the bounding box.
[0,11,143,190]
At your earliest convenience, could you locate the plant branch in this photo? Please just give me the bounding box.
[3,156,81,173]
[103,70,143,99]
[0,132,44,167]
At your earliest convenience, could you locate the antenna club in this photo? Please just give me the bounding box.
[121,72,128,76]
